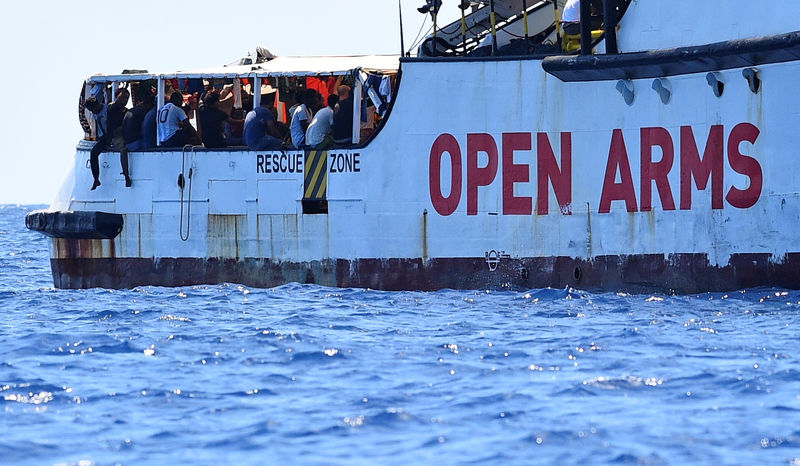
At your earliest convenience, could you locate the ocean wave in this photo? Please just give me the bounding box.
[2,206,800,464]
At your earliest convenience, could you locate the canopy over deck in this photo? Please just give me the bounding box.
[88,55,401,83]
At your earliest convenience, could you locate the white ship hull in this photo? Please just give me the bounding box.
[27,1,800,292]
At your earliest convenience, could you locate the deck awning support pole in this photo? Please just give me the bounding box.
[233,78,242,109]
[352,72,363,145]
[84,81,95,139]
[553,0,562,45]
[156,77,164,147]
[253,76,262,109]
[580,0,592,55]
[603,0,619,54]
[459,1,469,56]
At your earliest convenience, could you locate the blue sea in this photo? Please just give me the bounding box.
[1,205,799,465]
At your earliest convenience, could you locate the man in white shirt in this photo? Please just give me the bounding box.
[305,94,339,149]
[562,0,603,35]
[157,92,191,147]
[290,90,318,148]
[561,0,581,35]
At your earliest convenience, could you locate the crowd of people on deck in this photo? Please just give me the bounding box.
[82,77,382,189]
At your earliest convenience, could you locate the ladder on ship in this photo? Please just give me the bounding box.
[417,0,556,57]
[416,0,630,57]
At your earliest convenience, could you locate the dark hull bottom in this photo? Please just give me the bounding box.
[51,253,800,293]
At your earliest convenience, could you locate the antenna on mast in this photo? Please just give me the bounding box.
[399,0,406,56]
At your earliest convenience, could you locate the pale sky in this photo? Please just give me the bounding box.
[0,1,461,205]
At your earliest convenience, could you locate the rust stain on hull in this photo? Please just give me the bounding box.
[208,215,247,259]
[53,238,116,260]
[50,252,800,293]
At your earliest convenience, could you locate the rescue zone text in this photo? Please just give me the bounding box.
[256,152,361,174]
[429,123,762,216]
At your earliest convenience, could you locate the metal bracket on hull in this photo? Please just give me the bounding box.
[651,78,671,104]
[706,72,725,98]
[615,79,635,105]
[742,68,761,94]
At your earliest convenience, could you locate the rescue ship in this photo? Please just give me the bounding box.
[26,0,800,292]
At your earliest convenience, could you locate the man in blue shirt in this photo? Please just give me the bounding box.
[243,99,282,151]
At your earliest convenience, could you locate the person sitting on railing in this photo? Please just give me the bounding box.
[561,0,581,35]
[561,0,603,35]
[306,94,339,150]
[141,100,157,150]
[271,107,290,142]
[243,98,282,151]
[332,85,353,146]
[124,93,155,152]
[225,107,246,146]
[287,88,305,124]
[116,92,155,187]
[158,92,199,148]
[199,91,229,148]
[290,89,318,148]
[85,88,130,190]
[360,99,376,143]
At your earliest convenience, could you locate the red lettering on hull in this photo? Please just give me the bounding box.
[640,127,676,212]
[600,129,638,213]
[680,125,724,210]
[537,132,572,216]
[726,123,763,209]
[502,133,532,215]
[467,134,499,216]
[427,124,763,216]
[429,134,462,216]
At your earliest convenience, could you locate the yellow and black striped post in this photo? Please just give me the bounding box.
[523,0,529,41]
[489,0,498,56]
[459,0,469,56]
[304,150,328,201]
[554,0,562,45]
